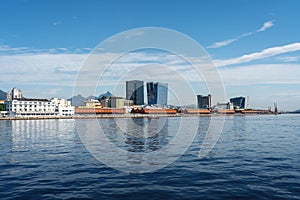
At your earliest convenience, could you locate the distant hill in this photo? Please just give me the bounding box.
[86,95,97,100]
[68,91,113,106]
[292,109,300,113]
[0,90,7,100]
[98,91,112,99]
[68,95,86,106]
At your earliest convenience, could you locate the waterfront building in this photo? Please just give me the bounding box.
[124,99,134,107]
[110,97,124,108]
[126,80,144,105]
[50,98,74,116]
[80,99,102,108]
[146,82,168,106]
[99,98,110,108]
[11,87,23,100]
[99,96,132,108]
[230,96,246,109]
[5,98,57,117]
[4,88,74,117]
[216,102,234,110]
[197,94,211,109]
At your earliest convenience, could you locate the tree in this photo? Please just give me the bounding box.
[0,104,4,111]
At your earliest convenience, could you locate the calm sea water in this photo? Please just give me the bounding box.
[0,115,299,199]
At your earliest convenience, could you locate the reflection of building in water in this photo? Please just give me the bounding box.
[0,121,13,154]
[123,118,169,153]
[10,120,75,150]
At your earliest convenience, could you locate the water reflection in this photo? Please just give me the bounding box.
[76,117,200,173]
[123,118,169,153]
[9,120,75,149]
[96,118,172,153]
[0,120,76,165]
[0,120,13,160]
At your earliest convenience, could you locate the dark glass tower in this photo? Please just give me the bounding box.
[197,94,212,109]
[230,96,246,109]
[147,82,168,106]
[126,80,144,105]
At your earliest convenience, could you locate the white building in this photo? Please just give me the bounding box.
[5,98,57,117]
[11,88,23,100]
[4,88,74,117]
[51,98,74,116]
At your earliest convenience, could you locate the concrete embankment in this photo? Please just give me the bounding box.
[0,112,278,121]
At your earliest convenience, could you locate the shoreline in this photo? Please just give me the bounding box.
[0,112,287,121]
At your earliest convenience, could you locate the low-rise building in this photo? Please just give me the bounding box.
[4,88,74,117]
[110,97,124,108]
[81,99,102,108]
[51,98,74,116]
[216,102,234,110]
[5,98,57,117]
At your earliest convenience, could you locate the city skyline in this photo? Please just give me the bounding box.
[0,1,300,110]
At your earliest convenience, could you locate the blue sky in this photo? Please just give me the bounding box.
[1,0,300,110]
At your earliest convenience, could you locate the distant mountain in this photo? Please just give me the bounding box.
[68,91,113,106]
[86,95,97,100]
[292,109,300,113]
[98,91,112,99]
[68,95,86,106]
[0,90,7,100]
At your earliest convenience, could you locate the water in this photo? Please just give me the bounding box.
[0,115,299,199]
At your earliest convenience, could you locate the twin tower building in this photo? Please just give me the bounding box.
[126,80,168,106]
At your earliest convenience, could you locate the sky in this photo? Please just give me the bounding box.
[0,0,300,110]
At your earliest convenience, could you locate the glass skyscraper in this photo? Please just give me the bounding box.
[230,96,246,109]
[147,82,168,106]
[126,80,144,105]
[197,94,211,109]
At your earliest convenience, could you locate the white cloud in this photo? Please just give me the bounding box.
[0,53,87,86]
[215,42,300,66]
[0,45,29,52]
[277,56,300,62]
[207,39,237,49]
[257,20,274,32]
[0,45,93,54]
[207,32,253,49]
[219,63,300,86]
[207,20,274,49]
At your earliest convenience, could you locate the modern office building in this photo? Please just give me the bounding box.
[147,82,168,106]
[230,96,246,109]
[197,94,211,109]
[126,80,144,105]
